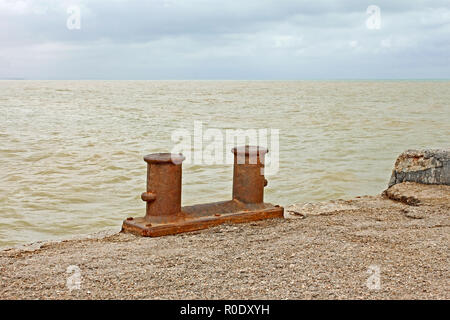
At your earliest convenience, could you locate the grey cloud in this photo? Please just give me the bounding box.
[0,0,449,79]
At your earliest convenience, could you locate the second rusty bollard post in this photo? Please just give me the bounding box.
[232,146,268,204]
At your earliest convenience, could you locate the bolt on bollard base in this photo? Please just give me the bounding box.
[121,146,284,237]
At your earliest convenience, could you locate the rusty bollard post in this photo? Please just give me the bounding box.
[232,146,268,204]
[122,146,283,237]
[141,153,185,223]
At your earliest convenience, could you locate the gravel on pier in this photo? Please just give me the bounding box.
[1,183,448,300]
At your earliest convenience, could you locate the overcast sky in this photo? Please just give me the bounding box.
[1,0,449,79]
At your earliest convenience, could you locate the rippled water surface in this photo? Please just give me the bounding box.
[1,80,449,248]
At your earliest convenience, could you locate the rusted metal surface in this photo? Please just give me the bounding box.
[141,153,185,223]
[232,145,267,204]
[122,146,283,237]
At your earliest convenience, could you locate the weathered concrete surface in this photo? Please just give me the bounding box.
[384,181,450,206]
[388,149,450,187]
[285,199,359,219]
[1,182,448,300]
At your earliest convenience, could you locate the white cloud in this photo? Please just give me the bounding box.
[380,38,391,48]
[349,40,358,48]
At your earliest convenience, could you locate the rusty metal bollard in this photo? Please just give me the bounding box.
[232,146,267,204]
[141,153,185,223]
[122,146,283,237]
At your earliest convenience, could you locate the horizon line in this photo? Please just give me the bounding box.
[1,78,450,81]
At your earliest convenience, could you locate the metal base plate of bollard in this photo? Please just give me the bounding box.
[122,200,283,237]
[121,146,284,237]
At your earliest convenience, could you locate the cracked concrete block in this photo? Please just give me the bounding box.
[388,149,450,187]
